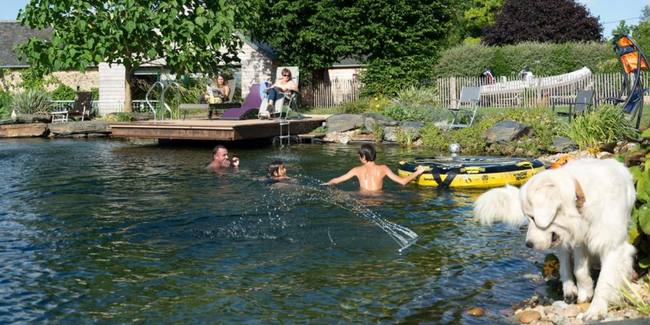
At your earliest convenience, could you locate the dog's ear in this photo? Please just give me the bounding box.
[474,184,526,227]
[528,181,560,229]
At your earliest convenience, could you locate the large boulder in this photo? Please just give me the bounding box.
[483,120,533,145]
[0,123,48,138]
[48,121,111,137]
[15,114,52,124]
[326,114,364,132]
[363,113,398,132]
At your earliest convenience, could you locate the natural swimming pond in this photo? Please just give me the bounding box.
[0,138,544,324]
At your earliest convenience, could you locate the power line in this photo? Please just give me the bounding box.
[601,16,642,24]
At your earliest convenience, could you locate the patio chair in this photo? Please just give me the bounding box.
[220,83,264,120]
[259,67,300,119]
[552,89,595,123]
[449,86,481,128]
[605,35,648,129]
[51,92,93,122]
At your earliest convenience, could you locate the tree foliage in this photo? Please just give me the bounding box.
[15,0,248,111]
[247,0,456,96]
[482,0,602,46]
[463,0,506,40]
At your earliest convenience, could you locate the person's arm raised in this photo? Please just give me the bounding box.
[321,168,357,186]
[385,165,426,186]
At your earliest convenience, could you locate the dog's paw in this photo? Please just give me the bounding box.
[583,301,607,321]
[577,288,593,304]
[564,294,577,304]
[562,283,578,304]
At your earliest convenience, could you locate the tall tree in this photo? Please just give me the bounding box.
[482,0,602,46]
[15,0,247,111]
[464,0,507,40]
[247,0,456,95]
[642,5,650,22]
[612,20,632,39]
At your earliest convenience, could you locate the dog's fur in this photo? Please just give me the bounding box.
[474,158,636,320]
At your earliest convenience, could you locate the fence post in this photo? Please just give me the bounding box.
[450,77,457,108]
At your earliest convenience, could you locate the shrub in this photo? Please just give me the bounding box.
[13,89,52,115]
[0,90,13,120]
[434,42,618,77]
[420,107,565,155]
[564,105,634,149]
[49,84,76,100]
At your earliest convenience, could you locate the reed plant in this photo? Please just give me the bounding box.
[564,105,633,150]
[13,89,52,115]
[396,126,417,147]
[614,276,650,316]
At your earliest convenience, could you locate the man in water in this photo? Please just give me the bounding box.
[322,144,426,191]
[206,145,239,170]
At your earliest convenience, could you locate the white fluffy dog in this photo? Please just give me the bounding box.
[474,158,636,320]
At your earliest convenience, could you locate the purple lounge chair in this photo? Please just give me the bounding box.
[220,83,264,120]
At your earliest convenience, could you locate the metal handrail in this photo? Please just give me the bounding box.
[146,81,165,120]
[161,81,181,120]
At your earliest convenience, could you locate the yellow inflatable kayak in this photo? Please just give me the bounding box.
[398,156,546,189]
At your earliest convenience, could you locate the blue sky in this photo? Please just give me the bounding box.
[0,0,648,38]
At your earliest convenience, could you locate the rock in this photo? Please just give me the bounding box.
[482,120,533,145]
[0,119,14,125]
[15,114,52,124]
[519,310,542,324]
[466,307,484,316]
[530,320,555,325]
[383,126,398,142]
[326,114,364,132]
[534,285,549,299]
[48,121,111,137]
[363,113,397,131]
[551,300,569,312]
[0,123,48,138]
[350,134,376,143]
[549,137,578,153]
[574,303,589,313]
[557,305,580,317]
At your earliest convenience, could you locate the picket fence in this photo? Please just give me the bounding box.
[303,72,648,109]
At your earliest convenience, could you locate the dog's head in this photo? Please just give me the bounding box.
[474,169,581,251]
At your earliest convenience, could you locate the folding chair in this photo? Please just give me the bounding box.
[552,89,595,123]
[259,67,300,119]
[606,34,649,129]
[449,86,481,128]
[51,92,93,122]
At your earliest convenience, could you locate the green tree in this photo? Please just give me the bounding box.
[612,20,632,39]
[15,0,247,111]
[464,0,506,40]
[642,5,650,21]
[247,0,456,96]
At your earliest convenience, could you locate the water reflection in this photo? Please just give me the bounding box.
[0,138,541,324]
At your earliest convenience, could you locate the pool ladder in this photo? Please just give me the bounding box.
[277,119,291,145]
[146,81,181,121]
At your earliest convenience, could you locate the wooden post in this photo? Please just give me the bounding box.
[450,77,457,108]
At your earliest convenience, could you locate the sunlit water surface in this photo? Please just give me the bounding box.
[0,138,544,324]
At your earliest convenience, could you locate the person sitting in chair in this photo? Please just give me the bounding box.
[200,74,231,104]
[261,68,298,118]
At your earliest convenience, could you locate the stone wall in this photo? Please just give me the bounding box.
[2,68,99,93]
[239,42,276,98]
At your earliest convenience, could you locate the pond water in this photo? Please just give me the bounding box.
[0,138,544,324]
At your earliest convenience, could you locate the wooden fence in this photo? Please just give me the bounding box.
[303,72,648,109]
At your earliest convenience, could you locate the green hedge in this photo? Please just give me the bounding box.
[434,42,619,77]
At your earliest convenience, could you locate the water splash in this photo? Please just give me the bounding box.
[259,175,419,251]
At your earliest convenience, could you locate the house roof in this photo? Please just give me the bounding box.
[332,57,363,68]
[0,20,52,67]
[235,31,278,61]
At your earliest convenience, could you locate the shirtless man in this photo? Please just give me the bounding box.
[322,144,426,191]
[206,145,239,170]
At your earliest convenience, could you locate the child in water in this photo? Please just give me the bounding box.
[268,160,289,182]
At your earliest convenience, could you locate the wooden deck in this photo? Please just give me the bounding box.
[110,115,327,141]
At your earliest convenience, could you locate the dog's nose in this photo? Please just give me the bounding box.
[525,241,533,248]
